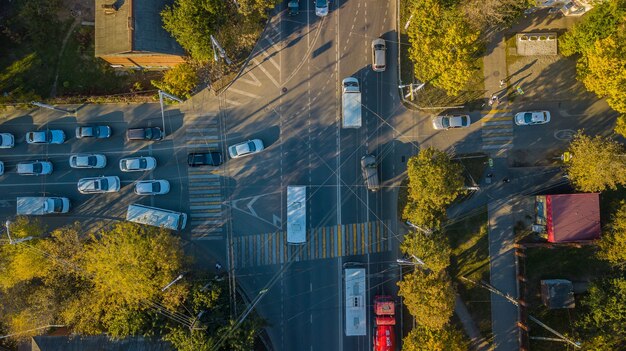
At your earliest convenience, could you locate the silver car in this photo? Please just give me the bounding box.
[26,130,65,144]
[75,125,111,139]
[315,0,328,16]
[119,156,157,172]
[77,176,120,194]
[371,38,386,72]
[134,180,170,195]
[228,139,265,159]
[432,115,471,130]
[17,161,53,175]
[69,154,107,169]
[0,133,15,148]
[514,111,551,126]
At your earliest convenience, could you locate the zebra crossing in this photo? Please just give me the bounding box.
[233,220,391,268]
[482,109,514,151]
[185,115,224,240]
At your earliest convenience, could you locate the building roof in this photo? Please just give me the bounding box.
[546,193,601,243]
[540,279,575,309]
[30,335,173,351]
[95,0,185,57]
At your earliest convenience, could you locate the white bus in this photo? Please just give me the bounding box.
[345,267,367,336]
[286,186,306,244]
[126,204,188,231]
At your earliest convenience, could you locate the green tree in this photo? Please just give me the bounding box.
[151,62,199,99]
[559,0,626,56]
[161,0,228,62]
[577,278,626,349]
[397,270,456,329]
[406,0,480,96]
[401,231,450,275]
[403,147,465,229]
[566,132,626,192]
[598,201,626,265]
[580,36,626,115]
[401,325,467,351]
[236,0,278,21]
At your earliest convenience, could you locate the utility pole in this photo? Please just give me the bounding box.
[158,90,183,139]
[210,35,232,65]
[5,220,33,245]
[31,101,75,114]
[161,274,184,292]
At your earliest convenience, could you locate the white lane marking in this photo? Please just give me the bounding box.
[222,98,243,106]
[261,49,281,71]
[227,87,261,99]
[251,57,281,87]
[237,70,263,87]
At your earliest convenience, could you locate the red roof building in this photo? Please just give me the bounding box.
[535,193,601,243]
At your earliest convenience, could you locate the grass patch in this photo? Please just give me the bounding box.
[447,206,492,338]
[524,246,611,351]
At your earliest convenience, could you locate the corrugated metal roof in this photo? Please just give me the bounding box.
[546,193,601,243]
[95,0,184,57]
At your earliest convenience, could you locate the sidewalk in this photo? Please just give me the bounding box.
[483,32,508,101]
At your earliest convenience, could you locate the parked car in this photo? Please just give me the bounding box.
[514,111,551,126]
[371,38,387,72]
[228,139,264,159]
[26,130,65,144]
[126,127,163,141]
[134,180,170,195]
[0,161,4,175]
[361,154,380,192]
[187,151,223,167]
[119,156,157,172]
[288,0,299,15]
[69,154,107,169]
[17,160,53,175]
[432,115,471,130]
[315,0,328,16]
[0,133,15,148]
[75,125,111,139]
[77,176,120,194]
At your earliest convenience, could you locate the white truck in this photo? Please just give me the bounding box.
[17,197,70,215]
[286,186,306,244]
[341,77,362,128]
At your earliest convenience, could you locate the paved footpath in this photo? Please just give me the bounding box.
[488,197,520,351]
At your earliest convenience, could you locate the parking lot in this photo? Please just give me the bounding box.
[0,104,226,239]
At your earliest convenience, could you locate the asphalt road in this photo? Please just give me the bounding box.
[211,0,403,350]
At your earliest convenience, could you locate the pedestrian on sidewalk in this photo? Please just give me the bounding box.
[502,178,510,183]
[215,262,222,271]
[499,79,506,87]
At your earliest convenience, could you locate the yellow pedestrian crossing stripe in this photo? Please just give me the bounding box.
[233,220,390,268]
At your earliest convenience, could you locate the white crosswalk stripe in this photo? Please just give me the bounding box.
[481,110,514,151]
[183,116,224,240]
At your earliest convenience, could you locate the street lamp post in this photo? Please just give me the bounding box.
[5,220,33,245]
[158,90,183,139]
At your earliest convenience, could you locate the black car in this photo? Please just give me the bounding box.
[187,151,223,167]
[126,127,163,141]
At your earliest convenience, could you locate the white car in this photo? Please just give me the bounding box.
[371,38,387,72]
[77,176,120,194]
[119,156,157,172]
[17,161,53,175]
[134,180,170,195]
[515,111,551,126]
[69,154,107,169]
[26,130,66,144]
[432,115,471,130]
[228,139,265,159]
[315,0,328,16]
[0,133,15,148]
